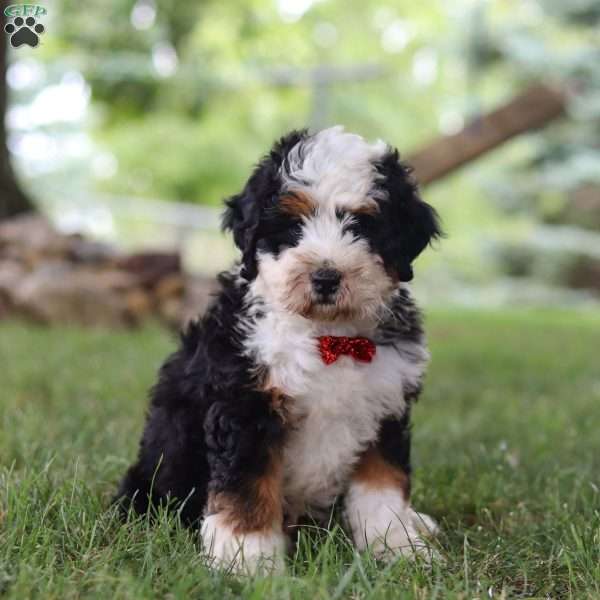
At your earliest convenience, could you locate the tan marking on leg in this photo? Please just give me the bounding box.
[208,450,283,535]
[351,446,411,500]
[269,387,296,426]
[260,373,298,428]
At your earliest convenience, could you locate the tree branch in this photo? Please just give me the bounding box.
[407,83,567,186]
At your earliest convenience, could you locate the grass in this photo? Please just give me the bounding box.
[1,308,600,599]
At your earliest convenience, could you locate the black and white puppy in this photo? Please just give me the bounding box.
[116,126,442,572]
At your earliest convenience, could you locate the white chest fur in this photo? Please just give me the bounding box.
[242,309,429,517]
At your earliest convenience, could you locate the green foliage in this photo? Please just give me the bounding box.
[45,0,595,212]
[99,114,257,203]
[466,0,600,221]
[41,0,462,203]
[53,0,204,114]
[39,0,598,214]
[2,310,600,598]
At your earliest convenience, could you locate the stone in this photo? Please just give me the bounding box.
[155,274,185,300]
[116,252,181,288]
[12,263,129,327]
[0,214,69,258]
[124,288,154,324]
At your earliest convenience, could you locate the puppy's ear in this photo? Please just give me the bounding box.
[395,186,441,282]
[222,189,260,280]
[222,129,309,280]
[376,149,442,282]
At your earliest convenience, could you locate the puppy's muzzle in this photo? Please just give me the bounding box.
[311,267,342,302]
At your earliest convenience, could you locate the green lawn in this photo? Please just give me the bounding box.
[1,309,600,599]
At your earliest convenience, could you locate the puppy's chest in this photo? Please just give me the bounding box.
[244,315,426,513]
[280,378,397,515]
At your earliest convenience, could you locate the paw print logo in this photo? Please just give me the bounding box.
[4,16,45,48]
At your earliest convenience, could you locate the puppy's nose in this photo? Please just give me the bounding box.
[311,267,342,296]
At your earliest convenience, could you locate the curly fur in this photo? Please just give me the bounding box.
[115,126,441,573]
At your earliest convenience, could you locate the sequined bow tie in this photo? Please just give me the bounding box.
[317,335,377,365]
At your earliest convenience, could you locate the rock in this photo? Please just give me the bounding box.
[158,296,184,327]
[0,260,25,314]
[0,214,70,259]
[124,288,154,323]
[115,252,181,288]
[91,269,139,292]
[66,235,119,264]
[12,263,129,327]
[0,260,26,295]
[155,274,185,300]
[0,215,212,328]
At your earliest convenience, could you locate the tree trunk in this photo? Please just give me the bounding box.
[407,83,567,186]
[0,15,34,220]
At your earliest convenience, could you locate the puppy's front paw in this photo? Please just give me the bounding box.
[346,486,439,563]
[200,514,287,574]
[368,508,439,563]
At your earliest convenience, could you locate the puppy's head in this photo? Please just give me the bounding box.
[223,126,441,322]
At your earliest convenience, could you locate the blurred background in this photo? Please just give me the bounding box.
[1,0,599,327]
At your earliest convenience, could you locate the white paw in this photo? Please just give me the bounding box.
[200,514,287,574]
[345,485,439,562]
[368,508,439,562]
[411,510,439,537]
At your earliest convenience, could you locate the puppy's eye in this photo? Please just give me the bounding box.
[276,233,299,252]
[279,226,301,250]
[343,212,378,241]
[256,221,302,255]
[354,212,377,230]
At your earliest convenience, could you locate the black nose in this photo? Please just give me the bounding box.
[311,267,342,296]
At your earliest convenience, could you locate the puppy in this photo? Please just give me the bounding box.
[116,126,442,573]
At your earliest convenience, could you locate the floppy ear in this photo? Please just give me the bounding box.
[222,129,309,280]
[222,189,260,280]
[376,149,442,282]
[394,194,441,281]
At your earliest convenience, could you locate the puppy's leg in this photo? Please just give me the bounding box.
[345,415,438,561]
[201,399,287,574]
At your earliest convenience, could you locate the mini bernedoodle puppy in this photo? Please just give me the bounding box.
[116,126,442,573]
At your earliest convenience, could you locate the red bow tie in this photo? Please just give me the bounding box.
[317,335,377,365]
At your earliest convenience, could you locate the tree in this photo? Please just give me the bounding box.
[466,0,600,214]
[465,0,600,293]
[0,22,34,219]
[408,84,566,186]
